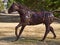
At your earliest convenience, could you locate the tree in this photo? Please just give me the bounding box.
[14,0,60,11]
[7,0,60,17]
[7,0,14,8]
[0,0,4,12]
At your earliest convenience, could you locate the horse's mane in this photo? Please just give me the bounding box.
[17,2,31,11]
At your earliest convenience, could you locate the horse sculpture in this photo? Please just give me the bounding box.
[8,2,56,41]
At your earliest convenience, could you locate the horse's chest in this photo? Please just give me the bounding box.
[20,15,31,25]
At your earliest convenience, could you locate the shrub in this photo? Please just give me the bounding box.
[0,0,4,12]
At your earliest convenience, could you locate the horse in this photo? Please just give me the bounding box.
[8,2,56,41]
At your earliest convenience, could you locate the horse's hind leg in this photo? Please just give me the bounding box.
[15,25,26,41]
[41,24,50,41]
[49,26,56,39]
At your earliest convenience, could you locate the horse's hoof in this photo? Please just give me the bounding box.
[53,37,56,39]
[11,40,17,42]
[38,39,44,42]
[53,35,56,39]
[11,39,18,42]
[11,38,19,42]
[11,40,15,42]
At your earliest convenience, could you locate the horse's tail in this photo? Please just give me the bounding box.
[52,10,60,13]
[54,17,60,21]
[51,11,60,21]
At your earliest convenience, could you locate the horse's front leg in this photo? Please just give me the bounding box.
[15,25,26,41]
[12,23,21,42]
[15,23,21,38]
[41,24,50,41]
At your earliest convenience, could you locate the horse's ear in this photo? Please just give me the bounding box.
[13,1,16,4]
[17,2,20,4]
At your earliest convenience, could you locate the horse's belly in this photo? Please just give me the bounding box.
[28,14,43,25]
[29,23,42,25]
[29,19,42,25]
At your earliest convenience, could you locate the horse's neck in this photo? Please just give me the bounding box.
[17,10,25,22]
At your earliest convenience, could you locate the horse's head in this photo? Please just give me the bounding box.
[8,2,19,13]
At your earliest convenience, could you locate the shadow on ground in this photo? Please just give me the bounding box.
[0,36,60,45]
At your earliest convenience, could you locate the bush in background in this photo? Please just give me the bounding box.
[0,0,4,12]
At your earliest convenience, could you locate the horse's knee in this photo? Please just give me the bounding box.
[15,26,18,30]
[49,26,55,33]
[15,24,21,30]
[50,26,53,30]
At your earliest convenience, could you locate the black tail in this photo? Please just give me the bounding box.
[54,17,60,23]
[51,10,60,22]
[54,17,60,20]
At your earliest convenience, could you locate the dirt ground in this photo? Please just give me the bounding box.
[0,22,60,45]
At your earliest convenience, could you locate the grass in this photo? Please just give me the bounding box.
[0,22,60,45]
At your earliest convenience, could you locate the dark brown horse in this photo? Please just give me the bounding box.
[8,2,56,41]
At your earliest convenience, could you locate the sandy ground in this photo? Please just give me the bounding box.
[0,22,60,45]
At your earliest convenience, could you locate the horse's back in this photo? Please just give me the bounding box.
[29,11,54,25]
[29,12,44,25]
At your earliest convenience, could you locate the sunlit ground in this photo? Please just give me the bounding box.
[0,22,60,45]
